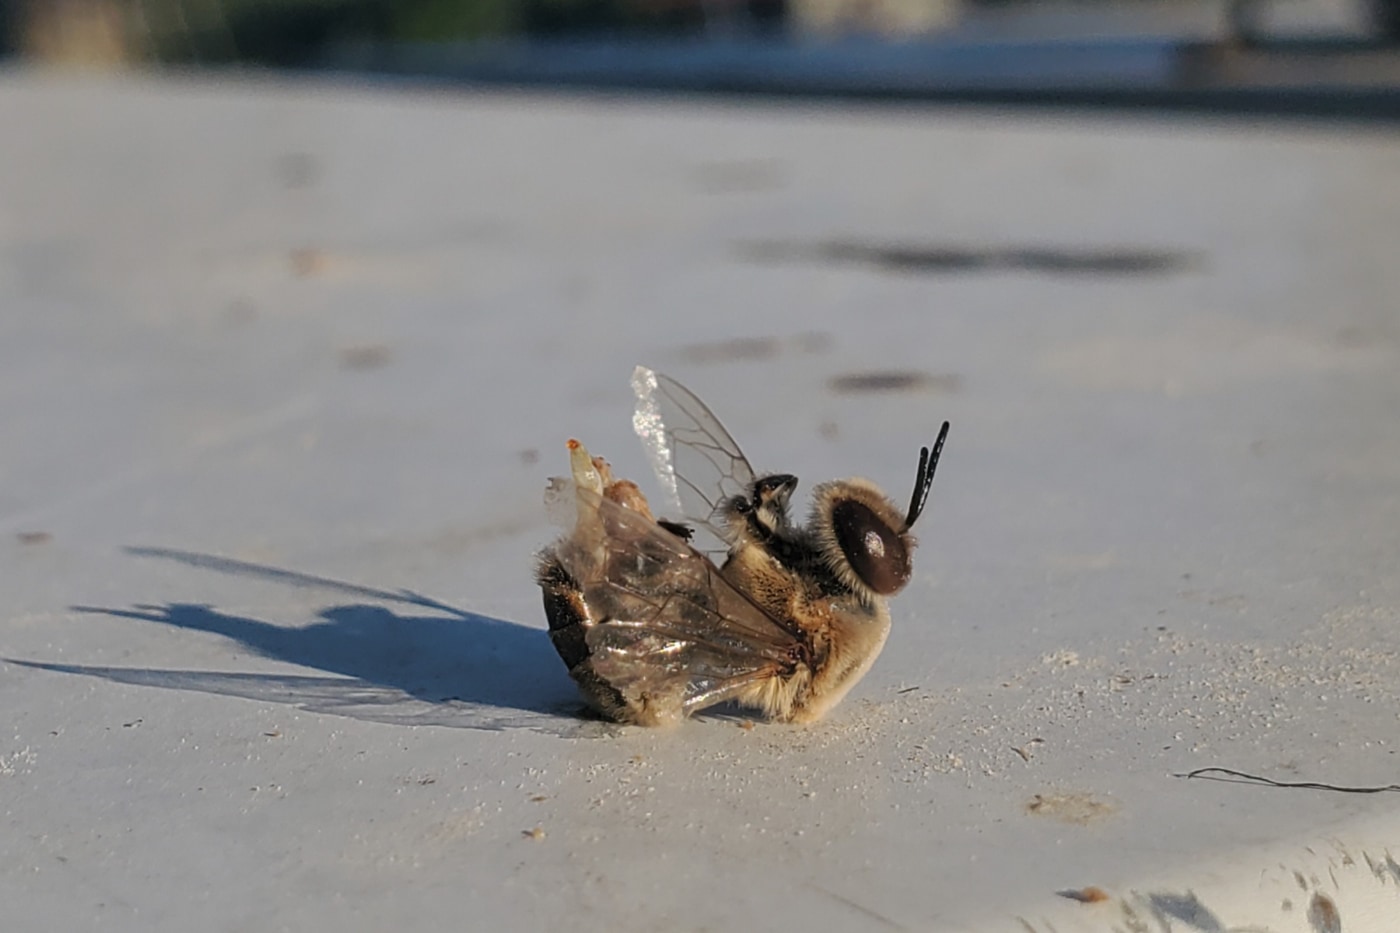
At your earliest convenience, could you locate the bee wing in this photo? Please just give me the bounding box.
[631,366,756,554]
[545,478,802,717]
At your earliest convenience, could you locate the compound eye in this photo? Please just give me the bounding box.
[831,499,910,595]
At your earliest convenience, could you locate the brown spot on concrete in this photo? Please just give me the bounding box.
[1307,892,1341,933]
[339,344,391,370]
[1058,886,1111,904]
[1026,792,1118,825]
[289,248,328,278]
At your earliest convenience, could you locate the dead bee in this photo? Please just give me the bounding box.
[535,366,949,726]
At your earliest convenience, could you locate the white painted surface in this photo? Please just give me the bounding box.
[2,73,1398,931]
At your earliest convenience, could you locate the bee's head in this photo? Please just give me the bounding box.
[731,473,798,539]
[810,423,949,602]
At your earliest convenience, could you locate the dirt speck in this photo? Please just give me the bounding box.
[1307,892,1341,933]
[275,152,320,189]
[289,248,329,278]
[676,332,832,365]
[1011,739,1044,762]
[339,344,392,370]
[1026,792,1118,825]
[1058,886,1111,904]
[522,826,546,840]
[17,531,51,545]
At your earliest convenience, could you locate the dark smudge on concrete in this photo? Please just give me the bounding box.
[739,239,1197,276]
[829,371,962,395]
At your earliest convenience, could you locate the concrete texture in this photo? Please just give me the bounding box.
[2,72,1399,930]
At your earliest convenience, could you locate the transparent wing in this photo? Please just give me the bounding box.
[631,366,756,553]
[545,477,802,716]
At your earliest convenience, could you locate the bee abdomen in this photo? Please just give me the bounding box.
[535,550,633,720]
[536,554,590,665]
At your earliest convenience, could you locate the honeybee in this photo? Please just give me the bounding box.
[535,366,949,726]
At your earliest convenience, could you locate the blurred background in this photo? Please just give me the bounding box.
[4,0,1399,115]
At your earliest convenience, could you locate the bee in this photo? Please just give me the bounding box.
[535,366,949,726]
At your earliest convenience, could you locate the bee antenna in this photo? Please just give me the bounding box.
[904,421,950,529]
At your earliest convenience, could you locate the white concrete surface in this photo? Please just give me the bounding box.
[2,72,1399,931]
